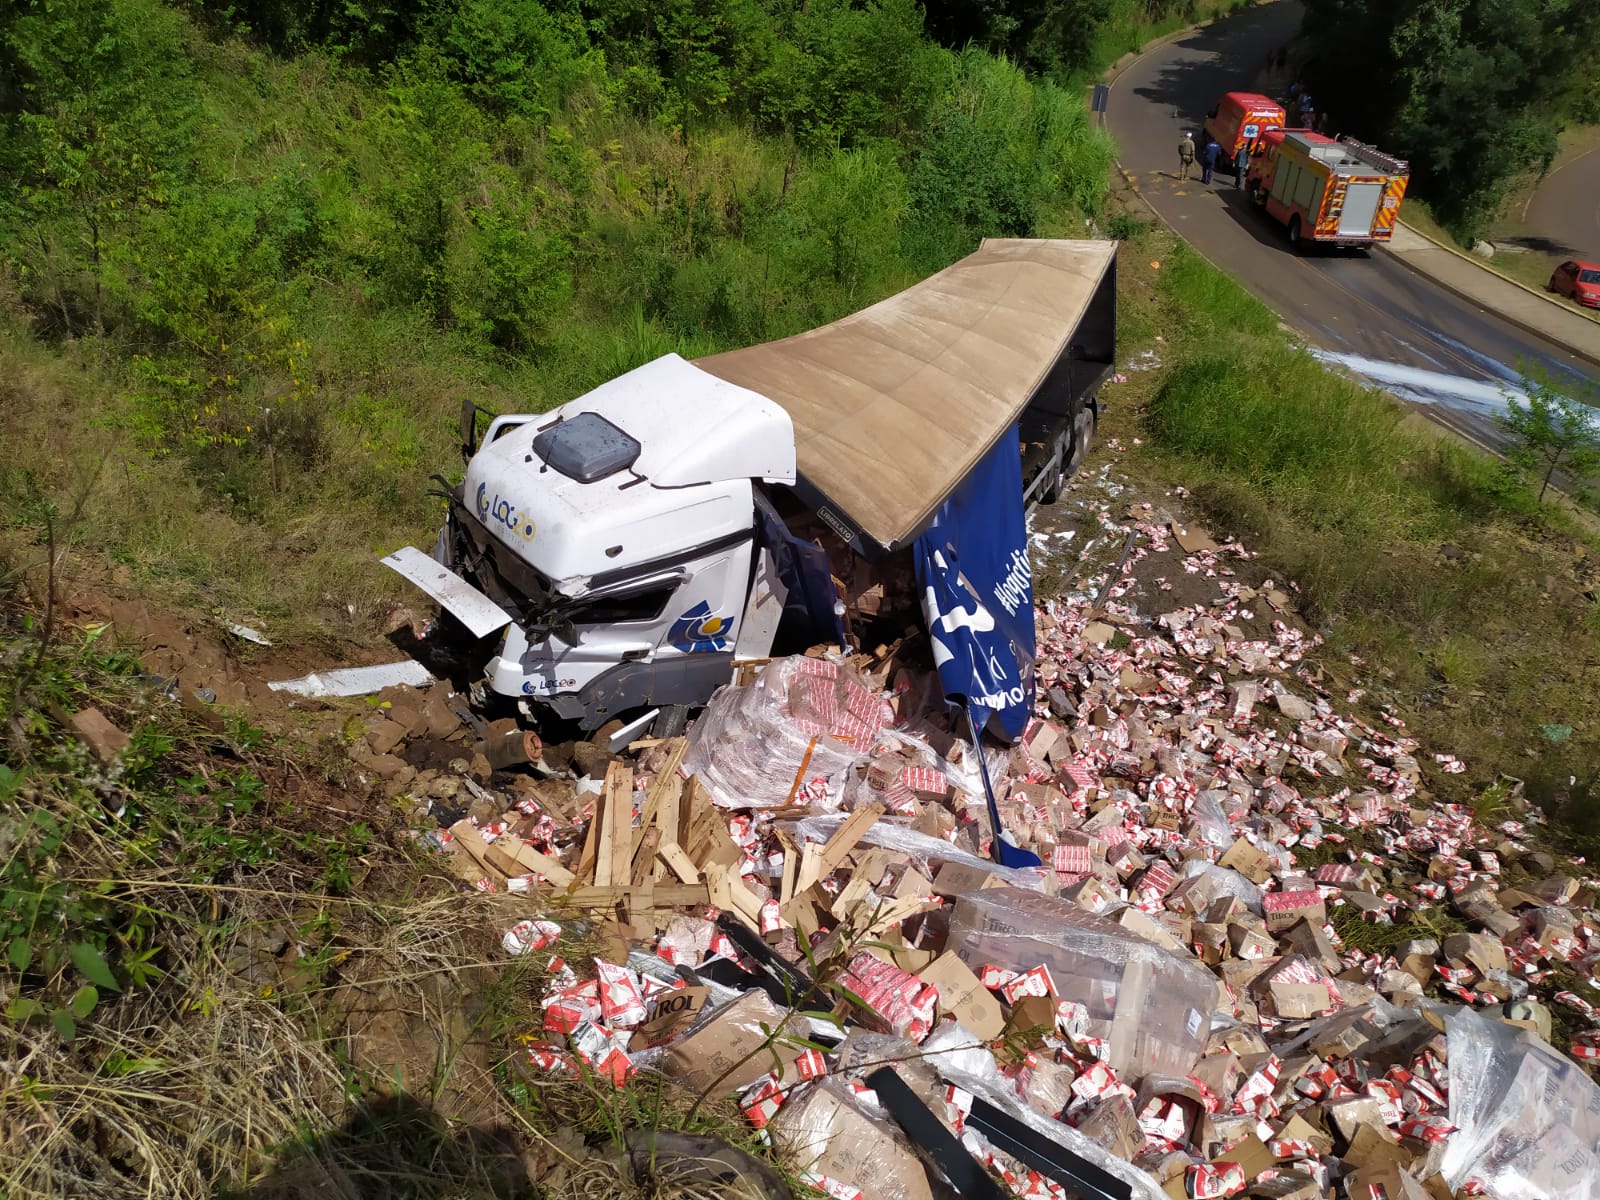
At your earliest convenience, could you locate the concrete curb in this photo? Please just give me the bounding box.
[1381,227,1600,371]
[1395,218,1600,331]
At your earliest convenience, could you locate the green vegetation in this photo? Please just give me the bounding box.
[0,0,1113,627]
[1113,231,1600,847]
[1500,372,1600,506]
[1300,0,1600,238]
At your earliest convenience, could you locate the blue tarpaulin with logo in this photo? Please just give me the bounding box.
[914,426,1036,742]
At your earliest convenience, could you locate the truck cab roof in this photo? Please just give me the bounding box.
[1220,91,1282,112]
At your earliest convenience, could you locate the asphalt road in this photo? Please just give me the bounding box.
[1105,0,1599,451]
[1524,144,1600,262]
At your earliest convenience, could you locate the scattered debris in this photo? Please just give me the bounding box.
[350,485,1600,1200]
[223,620,272,646]
[267,660,435,698]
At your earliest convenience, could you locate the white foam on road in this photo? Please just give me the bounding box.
[1310,349,1524,414]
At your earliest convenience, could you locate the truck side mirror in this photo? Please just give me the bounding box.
[461,398,480,461]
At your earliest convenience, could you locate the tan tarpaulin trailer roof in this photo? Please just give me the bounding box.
[696,237,1117,552]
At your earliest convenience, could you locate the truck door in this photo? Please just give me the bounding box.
[1338,181,1384,238]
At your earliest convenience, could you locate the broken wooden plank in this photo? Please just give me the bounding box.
[776,830,800,907]
[796,803,884,893]
[552,883,710,909]
[829,849,892,921]
[576,788,604,884]
[705,863,765,935]
[495,839,576,888]
[594,762,635,888]
[630,827,663,887]
[447,820,514,888]
[656,841,701,885]
[862,894,939,938]
[636,738,687,833]
[483,844,530,881]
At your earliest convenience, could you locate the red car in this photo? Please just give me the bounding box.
[1549,259,1600,309]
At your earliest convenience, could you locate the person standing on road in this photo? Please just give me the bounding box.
[1201,137,1221,185]
[1178,131,1195,180]
[1235,141,1250,188]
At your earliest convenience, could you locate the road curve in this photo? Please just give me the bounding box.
[1104,0,1599,451]
[1523,144,1600,262]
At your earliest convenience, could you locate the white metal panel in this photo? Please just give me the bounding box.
[381,545,514,638]
[1338,182,1384,237]
[733,546,788,662]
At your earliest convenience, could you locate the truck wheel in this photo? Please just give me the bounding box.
[1287,216,1304,252]
[652,704,690,739]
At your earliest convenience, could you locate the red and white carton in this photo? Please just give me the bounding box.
[1232,1056,1281,1116]
[981,964,1020,991]
[805,1173,865,1200]
[593,959,648,1027]
[1397,1115,1455,1143]
[1185,1160,1246,1198]
[524,1044,573,1074]
[794,1048,827,1080]
[542,980,601,1035]
[760,900,784,935]
[1054,844,1094,877]
[942,1084,975,1133]
[1366,1079,1405,1126]
[502,918,562,957]
[569,1020,631,1084]
[1001,965,1058,1004]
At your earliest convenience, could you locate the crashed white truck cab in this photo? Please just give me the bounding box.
[385,238,1118,733]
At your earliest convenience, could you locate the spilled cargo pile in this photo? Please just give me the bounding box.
[406,504,1600,1200]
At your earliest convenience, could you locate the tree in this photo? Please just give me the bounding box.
[0,0,196,335]
[1498,372,1600,506]
[1300,0,1600,235]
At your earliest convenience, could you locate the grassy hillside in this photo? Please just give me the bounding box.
[1,0,1114,632]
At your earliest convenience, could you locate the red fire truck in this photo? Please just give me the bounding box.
[1246,130,1410,250]
[1203,91,1286,170]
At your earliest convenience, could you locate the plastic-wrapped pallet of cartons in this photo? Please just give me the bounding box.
[944,886,1216,1082]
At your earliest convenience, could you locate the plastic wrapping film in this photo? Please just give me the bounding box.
[1178,859,1263,914]
[945,887,1216,1081]
[1442,1008,1600,1198]
[917,1023,1170,1200]
[1186,789,1234,851]
[837,729,955,814]
[777,814,1051,892]
[683,656,891,809]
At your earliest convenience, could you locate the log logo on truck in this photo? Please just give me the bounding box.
[669,601,733,653]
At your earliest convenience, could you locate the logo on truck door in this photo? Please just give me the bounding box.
[668,601,733,653]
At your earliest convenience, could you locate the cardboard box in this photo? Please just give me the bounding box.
[930,861,1006,899]
[1262,890,1327,934]
[1442,932,1508,975]
[1076,1094,1143,1159]
[662,990,806,1093]
[632,985,710,1049]
[1219,838,1275,885]
[769,1080,933,1200]
[918,951,1005,1041]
